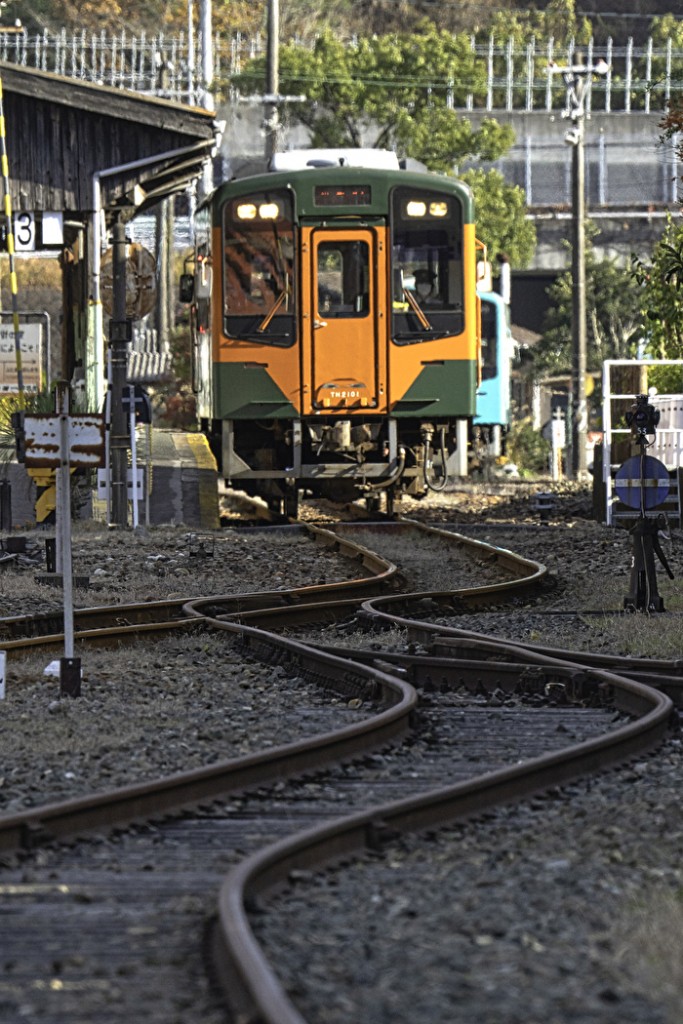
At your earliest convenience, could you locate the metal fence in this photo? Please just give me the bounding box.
[0,31,682,113]
[481,135,679,208]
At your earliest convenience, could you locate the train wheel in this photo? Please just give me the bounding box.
[284,486,299,519]
[365,493,382,516]
[267,495,284,518]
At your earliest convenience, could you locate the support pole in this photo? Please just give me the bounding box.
[55,381,81,696]
[0,76,25,407]
[200,0,213,111]
[109,214,131,527]
[56,382,74,659]
[129,384,139,529]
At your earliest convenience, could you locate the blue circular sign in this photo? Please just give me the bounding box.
[615,455,670,509]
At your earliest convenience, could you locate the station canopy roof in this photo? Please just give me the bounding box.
[0,62,220,220]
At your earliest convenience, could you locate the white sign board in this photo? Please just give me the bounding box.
[13,211,36,251]
[0,321,42,392]
[24,414,105,468]
[42,212,64,246]
[10,212,64,251]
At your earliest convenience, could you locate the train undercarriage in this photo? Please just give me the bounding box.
[205,415,470,517]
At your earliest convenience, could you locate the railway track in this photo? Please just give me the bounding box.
[0,516,679,1023]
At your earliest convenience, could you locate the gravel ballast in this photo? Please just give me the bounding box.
[255,742,683,1024]
[2,491,683,1024]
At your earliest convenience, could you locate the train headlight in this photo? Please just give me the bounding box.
[258,202,280,220]
[236,203,257,220]
[404,199,449,218]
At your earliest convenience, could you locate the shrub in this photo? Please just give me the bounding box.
[505,416,550,476]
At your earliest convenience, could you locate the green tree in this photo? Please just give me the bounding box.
[534,244,642,378]
[632,103,683,360]
[233,27,490,151]
[14,0,263,35]
[460,167,536,268]
[631,215,683,359]
[232,26,535,266]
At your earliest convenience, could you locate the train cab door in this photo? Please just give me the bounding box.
[301,227,387,415]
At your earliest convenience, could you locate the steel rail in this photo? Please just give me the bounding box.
[316,635,683,710]
[337,518,548,582]
[182,522,548,627]
[0,632,417,853]
[0,521,544,649]
[366,604,683,705]
[0,523,542,660]
[211,644,674,1024]
[0,523,398,643]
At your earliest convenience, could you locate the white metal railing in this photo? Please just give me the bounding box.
[0,32,682,113]
[601,360,683,526]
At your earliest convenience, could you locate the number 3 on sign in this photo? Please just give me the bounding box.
[13,211,35,251]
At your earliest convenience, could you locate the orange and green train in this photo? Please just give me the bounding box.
[184,150,482,516]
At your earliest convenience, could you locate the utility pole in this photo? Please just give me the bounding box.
[265,0,280,163]
[549,57,608,481]
[199,0,213,111]
[187,0,195,104]
[570,99,587,480]
[196,0,214,199]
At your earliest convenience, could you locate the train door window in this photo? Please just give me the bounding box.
[390,187,464,344]
[222,189,296,346]
[317,241,369,317]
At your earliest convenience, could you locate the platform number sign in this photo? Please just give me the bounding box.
[13,212,36,251]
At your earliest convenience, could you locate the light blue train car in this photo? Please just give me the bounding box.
[474,290,513,455]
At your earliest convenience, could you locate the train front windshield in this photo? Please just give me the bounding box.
[222,189,295,346]
[391,187,464,345]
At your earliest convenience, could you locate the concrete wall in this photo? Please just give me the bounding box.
[216,103,678,271]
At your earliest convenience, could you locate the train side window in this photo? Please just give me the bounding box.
[317,240,369,318]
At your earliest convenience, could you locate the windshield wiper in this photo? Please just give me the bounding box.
[403,288,433,330]
[394,329,449,342]
[255,289,288,333]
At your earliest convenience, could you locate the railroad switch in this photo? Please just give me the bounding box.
[532,491,555,522]
[188,533,215,558]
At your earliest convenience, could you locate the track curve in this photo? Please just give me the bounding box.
[0,516,679,1024]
